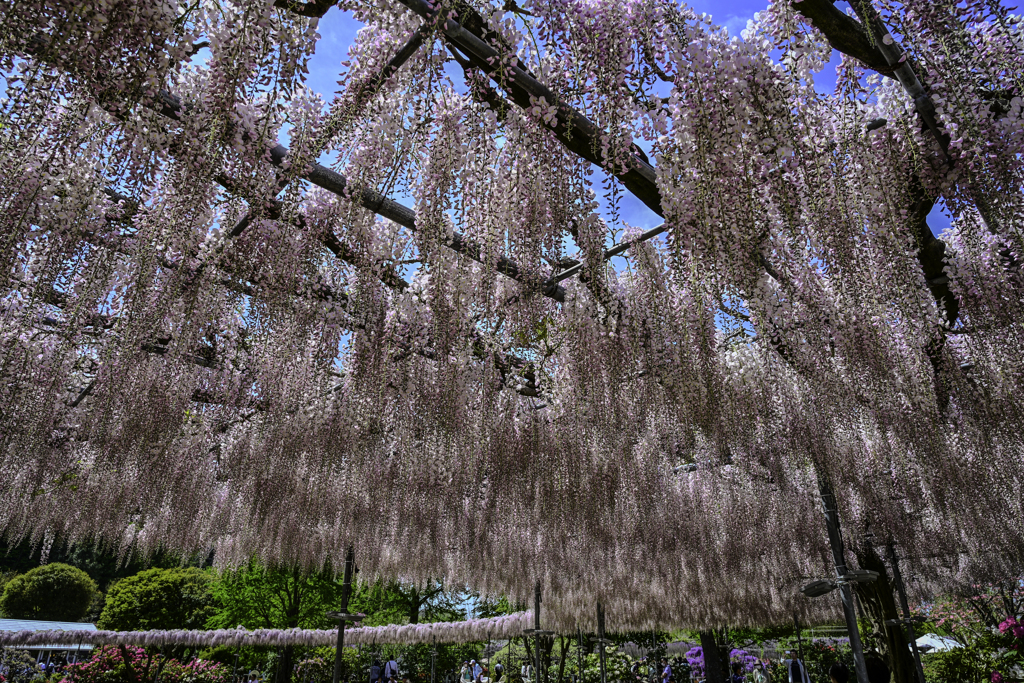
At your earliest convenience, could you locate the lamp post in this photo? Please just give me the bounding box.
[595,604,608,683]
[577,628,584,683]
[328,547,364,683]
[522,583,555,683]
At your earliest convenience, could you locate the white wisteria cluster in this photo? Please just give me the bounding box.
[0,613,532,648]
[0,0,1022,630]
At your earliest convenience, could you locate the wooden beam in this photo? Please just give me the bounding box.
[414,0,965,357]
[149,89,567,302]
[224,21,432,245]
[22,32,564,303]
[272,0,336,18]
[787,0,894,75]
[548,224,667,285]
[400,0,662,217]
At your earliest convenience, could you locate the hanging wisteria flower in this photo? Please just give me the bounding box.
[0,0,1022,633]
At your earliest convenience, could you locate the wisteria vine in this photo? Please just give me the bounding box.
[0,613,532,648]
[0,0,1022,631]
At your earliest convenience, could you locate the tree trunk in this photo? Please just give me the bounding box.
[555,636,567,683]
[699,632,724,683]
[853,546,916,683]
[409,586,421,624]
[276,646,294,683]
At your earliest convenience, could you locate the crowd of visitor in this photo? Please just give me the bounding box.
[349,646,893,683]
[364,658,410,683]
[624,649,892,683]
[0,652,79,681]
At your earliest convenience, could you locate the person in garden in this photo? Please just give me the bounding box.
[730,662,744,683]
[673,658,691,683]
[661,658,672,683]
[472,660,483,683]
[863,654,889,683]
[781,652,809,683]
[494,661,504,681]
[385,657,399,682]
[828,663,849,683]
[460,662,473,683]
[520,661,534,683]
[370,660,383,683]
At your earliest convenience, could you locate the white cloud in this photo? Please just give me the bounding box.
[721,13,755,39]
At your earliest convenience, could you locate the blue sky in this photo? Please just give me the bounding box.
[298,0,954,238]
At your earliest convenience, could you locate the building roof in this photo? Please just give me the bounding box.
[0,619,97,651]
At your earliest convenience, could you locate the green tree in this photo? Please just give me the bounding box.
[209,562,345,683]
[0,562,97,621]
[98,567,218,631]
[352,579,465,626]
[474,595,518,620]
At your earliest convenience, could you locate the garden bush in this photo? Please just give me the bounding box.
[60,645,229,683]
[0,563,97,622]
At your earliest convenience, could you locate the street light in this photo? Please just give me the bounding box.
[330,548,362,683]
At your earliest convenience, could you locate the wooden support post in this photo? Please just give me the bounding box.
[817,476,870,683]
[888,544,927,683]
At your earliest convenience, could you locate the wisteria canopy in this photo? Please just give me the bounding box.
[0,0,1022,632]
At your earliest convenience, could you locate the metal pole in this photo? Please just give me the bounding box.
[888,544,927,683]
[793,613,803,664]
[577,628,584,683]
[155,646,166,683]
[431,637,437,683]
[817,474,869,683]
[332,546,357,683]
[535,583,543,683]
[596,604,607,683]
